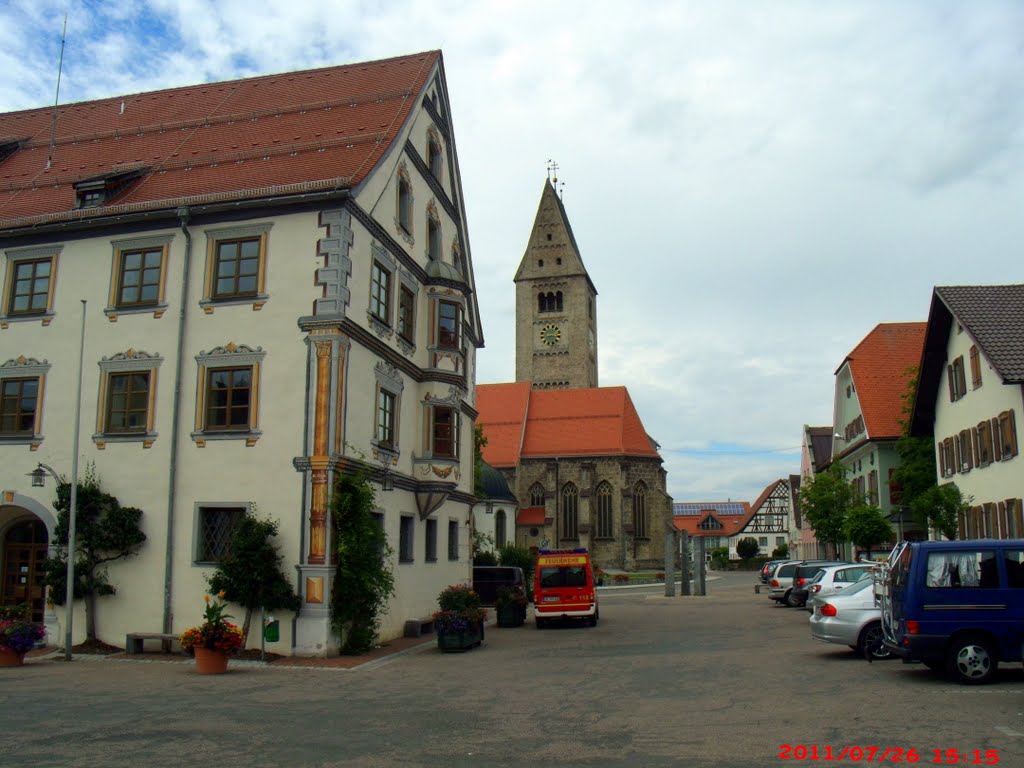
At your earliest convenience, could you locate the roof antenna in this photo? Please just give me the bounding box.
[46,12,68,171]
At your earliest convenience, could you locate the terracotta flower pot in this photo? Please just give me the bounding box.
[0,647,26,667]
[193,646,230,674]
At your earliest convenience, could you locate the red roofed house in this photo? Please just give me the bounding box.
[0,51,483,655]
[831,322,927,549]
[672,478,793,561]
[475,179,671,570]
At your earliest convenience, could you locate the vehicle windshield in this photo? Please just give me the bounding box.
[540,566,587,588]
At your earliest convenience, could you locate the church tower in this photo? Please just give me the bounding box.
[514,178,598,389]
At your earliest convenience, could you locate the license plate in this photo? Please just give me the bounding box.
[542,596,559,603]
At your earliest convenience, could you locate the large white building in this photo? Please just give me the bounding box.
[909,285,1023,539]
[0,51,483,655]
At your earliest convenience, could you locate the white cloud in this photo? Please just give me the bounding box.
[2,0,1022,503]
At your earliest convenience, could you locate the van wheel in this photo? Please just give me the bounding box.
[588,612,598,627]
[784,590,798,607]
[947,635,997,684]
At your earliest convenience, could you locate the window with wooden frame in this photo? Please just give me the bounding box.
[201,224,271,310]
[998,410,1018,460]
[398,285,416,344]
[947,356,967,401]
[430,405,458,459]
[561,483,579,540]
[93,349,163,446]
[427,216,442,262]
[958,429,973,472]
[969,345,983,389]
[867,470,879,504]
[2,246,62,326]
[425,518,437,562]
[633,482,648,539]
[437,300,460,350]
[397,175,413,235]
[975,421,993,466]
[376,388,396,450]
[427,134,443,179]
[192,344,265,445]
[595,482,614,539]
[0,356,50,447]
[1006,499,1023,539]
[370,260,391,324]
[0,377,38,436]
[194,504,246,564]
[399,515,414,563]
[529,483,545,507]
[447,520,459,560]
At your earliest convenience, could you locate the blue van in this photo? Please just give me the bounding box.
[879,539,1024,684]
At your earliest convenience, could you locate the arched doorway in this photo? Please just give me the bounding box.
[2,520,49,622]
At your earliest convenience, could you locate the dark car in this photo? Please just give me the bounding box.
[760,559,787,584]
[788,560,851,607]
[472,566,527,606]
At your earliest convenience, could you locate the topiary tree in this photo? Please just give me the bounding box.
[42,465,146,645]
[330,472,395,655]
[208,516,301,646]
[736,537,759,560]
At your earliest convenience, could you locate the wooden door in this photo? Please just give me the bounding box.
[2,520,48,623]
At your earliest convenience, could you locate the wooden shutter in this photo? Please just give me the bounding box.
[947,365,955,401]
[937,443,946,477]
[992,418,1003,461]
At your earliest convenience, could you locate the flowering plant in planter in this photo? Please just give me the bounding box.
[179,592,245,655]
[0,605,45,654]
[494,585,528,610]
[432,584,487,632]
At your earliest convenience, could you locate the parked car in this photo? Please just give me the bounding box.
[766,561,802,605]
[472,566,527,606]
[760,559,787,584]
[809,576,891,660]
[805,563,880,613]
[879,539,1024,684]
[788,560,851,608]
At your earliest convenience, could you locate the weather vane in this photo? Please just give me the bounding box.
[546,159,559,185]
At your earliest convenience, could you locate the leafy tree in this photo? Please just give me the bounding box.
[709,546,729,570]
[498,544,535,599]
[844,504,893,558]
[473,530,496,565]
[772,542,790,559]
[474,425,489,499]
[208,516,301,645]
[892,435,938,518]
[330,472,395,655]
[911,482,967,541]
[736,537,759,560]
[42,465,147,644]
[800,463,853,558]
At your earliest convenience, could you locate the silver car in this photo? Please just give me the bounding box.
[805,564,879,613]
[808,577,892,660]
[766,560,802,604]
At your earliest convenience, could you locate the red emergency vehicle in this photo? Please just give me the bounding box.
[533,548,599,628]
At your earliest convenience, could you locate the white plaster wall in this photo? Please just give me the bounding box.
[933,325,1024,505]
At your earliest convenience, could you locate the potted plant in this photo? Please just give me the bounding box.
[0,605,45,667]
[494,585,528,628]
[433,584,487,652]
[179,592,245,674]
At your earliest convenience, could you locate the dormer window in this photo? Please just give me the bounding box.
[73,166,148,209]
[0,138,24,164]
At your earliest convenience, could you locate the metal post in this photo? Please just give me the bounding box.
[64,299,86,661]
[260,605,266,663]
[696,536,707,596]
[664,528,675,597]
[679,531,691,596]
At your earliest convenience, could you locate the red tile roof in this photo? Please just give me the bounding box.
[476,383,660,468]
[838,322,926,440]
[672,504,753,537]
[0,51,440,228]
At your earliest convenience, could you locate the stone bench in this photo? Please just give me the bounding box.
[403,616,436,638]
[125,632,181,654]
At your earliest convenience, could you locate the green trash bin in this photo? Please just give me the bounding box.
[264,619,280,643]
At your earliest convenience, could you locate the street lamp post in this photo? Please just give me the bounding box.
[29,300,86,662]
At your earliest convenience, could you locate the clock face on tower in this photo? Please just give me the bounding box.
[540,323,561,346]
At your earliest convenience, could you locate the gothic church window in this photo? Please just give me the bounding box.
[633,482,648,539]
[596,482,613,539]
[562,483,579,540]
[529,483,545,507]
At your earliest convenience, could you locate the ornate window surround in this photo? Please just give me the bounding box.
[93,349,164,448]
[104,234,174,321]
[200,223,272,313]
[372,361,404,466]
[395,163,415,246]
[1,245,63,328]
[191,343,266,446]
[0,356,50,449]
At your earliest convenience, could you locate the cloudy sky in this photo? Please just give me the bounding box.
[3,1,1022,503]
